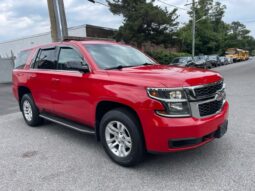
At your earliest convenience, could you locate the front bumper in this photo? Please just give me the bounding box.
[139,101,229,153]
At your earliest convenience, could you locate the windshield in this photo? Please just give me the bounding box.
[194,57,201,61]
[84,44,155,69]
[226,49,236,55]
[209,55,217,59]
[173,58,185,63]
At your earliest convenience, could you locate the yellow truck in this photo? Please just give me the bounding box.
[244,50,249,60]
[226,48,249,62]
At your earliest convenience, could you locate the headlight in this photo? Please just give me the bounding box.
[147,88,191,117]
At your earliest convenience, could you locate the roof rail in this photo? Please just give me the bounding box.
[62,36,115,42]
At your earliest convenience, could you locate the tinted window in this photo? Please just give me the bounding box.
[58,47,84,70]
[172,59,180,63]
[85,44,155,69]
[15,50,31,69]
[179,58,188,63]
[34,48,56,69]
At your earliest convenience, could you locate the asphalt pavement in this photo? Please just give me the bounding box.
[0,83,19,116]
[0,60,255,191]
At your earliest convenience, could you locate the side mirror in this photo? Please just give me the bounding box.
[66,61,90,73]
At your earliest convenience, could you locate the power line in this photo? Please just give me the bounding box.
[157,0,188,11]
[88,0,109,7]
[95,1,109,7]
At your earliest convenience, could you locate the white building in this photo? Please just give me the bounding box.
[0,24,116,57]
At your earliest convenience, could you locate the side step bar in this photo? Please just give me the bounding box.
[39,113,96,135]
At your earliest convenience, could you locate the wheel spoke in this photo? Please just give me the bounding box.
[121,143,128,156]
[124,139,132,148]
[118,144,125,157]
[117,144,122,156]
[117,122,124,132]
[106,137,115,144]
[107,124,118,136]
[123,133,131,141]
[109,142,118,149]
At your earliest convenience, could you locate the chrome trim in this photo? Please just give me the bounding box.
[156,111,191,118]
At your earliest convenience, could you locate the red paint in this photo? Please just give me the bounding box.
[12,40,229,153]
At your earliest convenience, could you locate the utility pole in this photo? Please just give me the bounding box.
[192,0,196,60]
[47,0,68,42]
[52,0,62,41]
[58,0,68,38]
[47,0,59,42]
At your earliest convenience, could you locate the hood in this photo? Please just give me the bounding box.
[106,65,222,88]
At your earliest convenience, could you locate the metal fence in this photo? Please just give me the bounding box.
[0,58,14,83]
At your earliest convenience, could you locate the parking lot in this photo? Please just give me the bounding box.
[0,83,19,116]
[0,59,255,191]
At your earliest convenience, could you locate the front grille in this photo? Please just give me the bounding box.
[198,100,223,117]
[194,81,223,98]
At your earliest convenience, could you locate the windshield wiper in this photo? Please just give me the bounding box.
[106,63,155,70]
[132,62,155,67]
[142,62,155,66]
[106,65,132,70]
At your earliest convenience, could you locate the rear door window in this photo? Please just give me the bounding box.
[34,48,57,70]
[15,50,32,69]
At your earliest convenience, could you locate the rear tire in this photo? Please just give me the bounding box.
[100,108,145,167]
[21,94,43,127]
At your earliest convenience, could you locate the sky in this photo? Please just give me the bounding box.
[0,0,254,42]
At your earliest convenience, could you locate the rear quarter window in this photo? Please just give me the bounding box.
[15,50,32,69]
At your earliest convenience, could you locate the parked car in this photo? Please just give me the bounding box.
[226,57,234,64]
[12,40,229,166]
[208,55,221,67]
[171,57,194,67]
[193,56,212,69]
[219,56,228,66]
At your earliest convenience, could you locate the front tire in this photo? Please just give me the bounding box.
[21,94,43,127]
[100,108,145,167]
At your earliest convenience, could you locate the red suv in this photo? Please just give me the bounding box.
[13,40,229,166]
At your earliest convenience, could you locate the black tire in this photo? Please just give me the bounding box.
[100,108,145,167]
[208,64,213,69]
[21,94,43,127]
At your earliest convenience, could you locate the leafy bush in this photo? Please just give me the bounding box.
[146,50,190,65]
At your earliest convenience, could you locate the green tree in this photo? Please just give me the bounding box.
[107,0,179,48]
[224,21,255,51]
[178,0,227,55]
[179,0,255,55]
